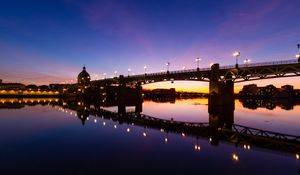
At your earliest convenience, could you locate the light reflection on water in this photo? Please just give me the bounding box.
[0,98,299,174]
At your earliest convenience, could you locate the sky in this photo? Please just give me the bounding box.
[0,0,300,92]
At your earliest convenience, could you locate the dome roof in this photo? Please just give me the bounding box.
[77,66,90,85]
[78,66,90,79]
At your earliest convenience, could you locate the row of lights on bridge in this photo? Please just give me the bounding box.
[59,44,300,82]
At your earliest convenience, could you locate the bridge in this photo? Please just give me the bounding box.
[92,59,300,107]
[94,59,300,84]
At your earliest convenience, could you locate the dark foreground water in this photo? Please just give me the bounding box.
[0,98,299,175]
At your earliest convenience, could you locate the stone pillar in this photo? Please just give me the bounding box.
[208,64,234,131]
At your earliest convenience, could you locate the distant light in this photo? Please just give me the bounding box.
[296,154,299,160]
[209,137,212,142]
[94,119,97,123]
[296,54,300,59]
[232,153,239,161]
[160,128,164,132]
[143,132,147,137]
[195,57,201,62]
[181,133,185,137]
[127,128,130,132]
[243,144,251,150]
[102,121,106,126]
[164,138,168,143]
[194,144,201,151]
[114,125,117,129]
[243,59,251,64]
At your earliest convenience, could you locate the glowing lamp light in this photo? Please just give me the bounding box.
[296,154,299,160]
[164,138,168,143]
[243,144,251,150]
[296,54,300,59]
[233,51,240,57]
[181,133,186,137]
[232,153,239,161]
[243,59,251,64]
[143,132,147,137]
[114,125,117,129]
[126,128,130,132]
[102,121,106,126]
[194,145,201,151]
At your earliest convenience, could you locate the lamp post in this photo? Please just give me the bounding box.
[195,57,201,71]
[128,68,131,76]
[144,65,147,74]
[297,44,300,62]
[243,58,251,66]
[166,62,170,73]
[233,51,240,68]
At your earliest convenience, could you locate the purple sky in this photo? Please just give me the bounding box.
[0,0,300,90]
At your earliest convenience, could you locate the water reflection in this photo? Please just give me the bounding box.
[239,98,300,110]
[1,97,299,158]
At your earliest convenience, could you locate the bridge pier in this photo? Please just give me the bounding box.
[208,64,234,130]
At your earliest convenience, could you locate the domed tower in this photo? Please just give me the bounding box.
[77,66,91,86]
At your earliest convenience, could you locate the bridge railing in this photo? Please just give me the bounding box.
[126,67,212,79]
[98,59,299,81]
[220,59,298,69]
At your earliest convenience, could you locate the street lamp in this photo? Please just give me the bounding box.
[233,51,240,68]
[195,57,201,71]
[144,65,147,74]
[166,62,170,73]
[297,44,300,62]
[128,68,131,76]
[243,58,251,66]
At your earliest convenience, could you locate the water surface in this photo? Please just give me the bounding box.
[0,98,299,175]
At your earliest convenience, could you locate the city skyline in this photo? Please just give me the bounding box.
[1,0,300,92]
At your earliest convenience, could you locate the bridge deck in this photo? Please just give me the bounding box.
[93,59,300,84]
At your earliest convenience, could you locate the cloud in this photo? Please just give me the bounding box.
[66,0,153,53]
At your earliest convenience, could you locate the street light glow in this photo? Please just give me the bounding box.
[244,59,251,64]
[233,51,240,57]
